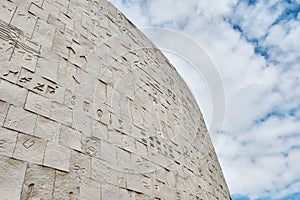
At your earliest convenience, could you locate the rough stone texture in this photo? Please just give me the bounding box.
[13,133,46,165]
[0,0,230,199]
[0,156,27,200]
[4,106,37,135]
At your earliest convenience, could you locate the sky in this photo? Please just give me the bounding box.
[107,0,300,199]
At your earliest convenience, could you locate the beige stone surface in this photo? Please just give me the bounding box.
[13,133,46,165]
[4,106,37,135]
[0,128,18,157]
[0,156,27,200]
[34,115,61,141]
[20,164,56,200]
[44,141,70,172]
[0,79,28,106]
[0,0,230,199]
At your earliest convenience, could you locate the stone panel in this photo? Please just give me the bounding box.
[0,128,18,157]
[20,164,56,200]
[0,79,28,106]
[4,106,37,135]
[44,141,70,172]
[0,156,27,200]
[13,133,46,165]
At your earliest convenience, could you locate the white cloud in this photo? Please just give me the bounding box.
[109,0,300,199]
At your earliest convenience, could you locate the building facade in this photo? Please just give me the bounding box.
[0,0,230,199]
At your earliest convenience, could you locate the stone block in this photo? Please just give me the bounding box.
[73,112,92,138]
[34,116,61,142]
[99,140,117,166]
[117,147,132,171]
[131,154,155,174]
[50,102,73,126]
[101,183,119,200]
[79,178,101,200]
[59,125,82,151]
[4,106,37,135]
[0,78,28,106]
[0,127,18,157]
[25,91,52,117]
[47,14,66,33]
[108,130,124,148]
[94,80,107,107]
[13,133,46,165]
[70,150,91,181]
[52,170,80,199]
[91,157,126,188]
[126,173,143,193]
[32,18,56,49]
[57,58,77,91]
[29,2,49,21]
[123,134,136,153]
[81,136,100,157]
[36,51,60,82]
[91,119,108,140]
[20,164,56,200]
[0,156,27,200]
[0,1,17,23]
[42,1,60,18]
[11,8,38,38]
[44,141,70,172]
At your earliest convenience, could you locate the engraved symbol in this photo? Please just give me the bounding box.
[83,101,90,112]
[84,137,98,156]
[19,77,32,83]
[71,96,76,105]
[0,140,6,149]
[73,164,86,181]
[124,141,129,148]
[46,85,58,94]
[136,158,143,166]
[118,176,125,185]
[142,181,150,190]
[26,183,34,200]
[175,191,181,200]
[23,139,35,149]
[23,52,33,61]
[118,119,123,129]
[33,103,42,110]
[3,70,18,77]
[86,146,96,156]
[109,115,112,124]
[6,119,17,128]
[69,192,74,200]
[97,109,103,117]
[33,83,45,92]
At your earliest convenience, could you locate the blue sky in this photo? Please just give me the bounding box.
[108,0,300,199]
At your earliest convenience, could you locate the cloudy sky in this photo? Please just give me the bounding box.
[108,0,300,199]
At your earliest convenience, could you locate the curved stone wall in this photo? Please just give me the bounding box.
[0,0,230,199]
